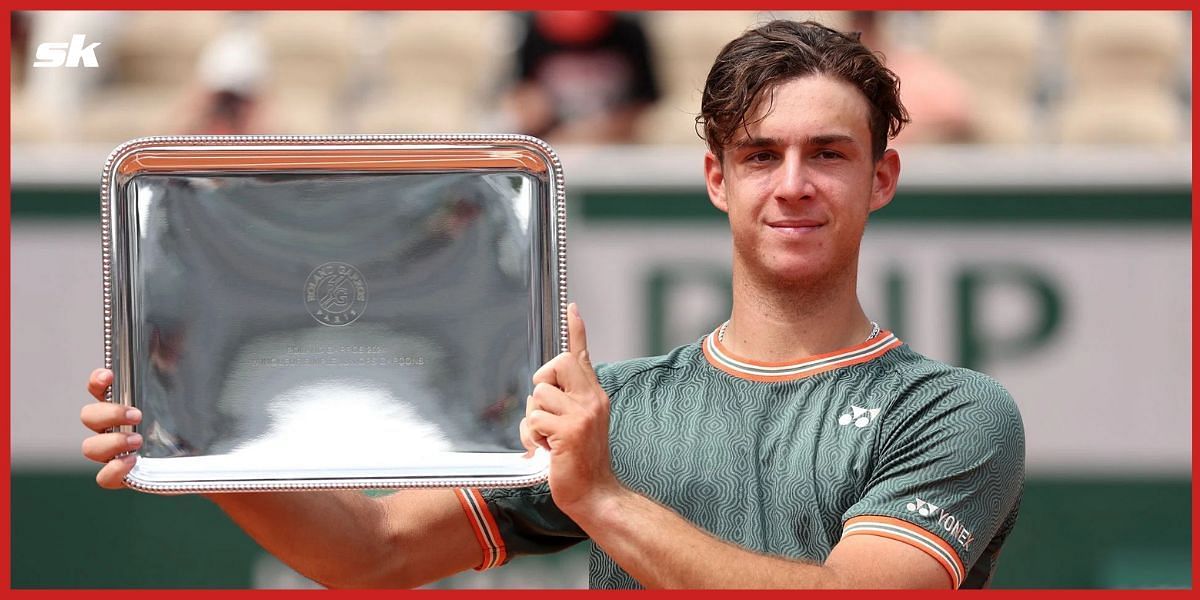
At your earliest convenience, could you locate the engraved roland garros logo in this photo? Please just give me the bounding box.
[304,262,367,327]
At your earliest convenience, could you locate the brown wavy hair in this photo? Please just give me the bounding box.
[698,20,909,161]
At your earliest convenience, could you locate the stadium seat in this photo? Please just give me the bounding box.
[352,84,474,134]
[967,95,1037,145]
[927,11,1046,143]
[928,11,1043,97]
[635,91,705,146]
[111,11,227,87]
[644,11,761,114]
[260,11,356,90]
[1054,87,1184,144]
[1063,11,1187,92]
[78,85,180,141]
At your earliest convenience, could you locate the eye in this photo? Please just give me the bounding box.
[746,151,776,163]
[815,149,844,160]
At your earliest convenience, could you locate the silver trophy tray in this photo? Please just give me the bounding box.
[100,135,565,493]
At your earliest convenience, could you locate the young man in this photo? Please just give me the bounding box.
[82,20,1024,589]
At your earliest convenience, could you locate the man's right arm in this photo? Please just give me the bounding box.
[211,488,480,588]
[82,368,482,589]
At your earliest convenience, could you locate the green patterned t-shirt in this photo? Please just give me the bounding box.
[455,328,1025,589]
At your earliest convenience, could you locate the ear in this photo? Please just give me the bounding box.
[869,149,900,213]
[704,151,729,214]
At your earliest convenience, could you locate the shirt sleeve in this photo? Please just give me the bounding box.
[455,363,624,570]
[456,483,587,571]
[840,370,1025,588]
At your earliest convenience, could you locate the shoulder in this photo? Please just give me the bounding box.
[878,346,1017,406]
[875,346,1024,440]
[595,340,702,398]
[866,348,1026,506]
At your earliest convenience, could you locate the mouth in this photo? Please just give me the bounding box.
[766,219,825,234]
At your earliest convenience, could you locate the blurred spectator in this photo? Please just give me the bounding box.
[11,12,32,87]
[495,11,660,144]
[851,11,975,145]
[178,13,270,135]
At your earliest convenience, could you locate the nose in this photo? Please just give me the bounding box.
[774,152,816,202]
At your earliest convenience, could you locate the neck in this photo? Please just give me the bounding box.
[721,259,874,362]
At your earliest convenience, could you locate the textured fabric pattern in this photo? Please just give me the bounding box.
[470,333,1024,589]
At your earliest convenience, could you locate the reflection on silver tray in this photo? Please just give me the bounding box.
[100,135,565,493]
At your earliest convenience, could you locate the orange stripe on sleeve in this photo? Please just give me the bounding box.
[470,489,508,567]
[454,488,495,571]
[843,515,965,588]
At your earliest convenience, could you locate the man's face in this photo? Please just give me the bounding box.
[704,75,899,286]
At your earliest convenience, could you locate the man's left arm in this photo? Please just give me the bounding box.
[522,304,957,589]
[571,481,951,588]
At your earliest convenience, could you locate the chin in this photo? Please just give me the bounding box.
[734,239,848,286]
[757,260,833,286]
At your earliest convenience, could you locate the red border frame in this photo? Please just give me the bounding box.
[4,5,1196,596]
[2,6,12,593]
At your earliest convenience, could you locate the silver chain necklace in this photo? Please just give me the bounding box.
[717,320,880,344]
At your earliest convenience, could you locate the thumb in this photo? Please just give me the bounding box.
[567,302,589,356]
[568,303,596,379]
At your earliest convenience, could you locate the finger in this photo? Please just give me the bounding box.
[87,368,114,401]
[568,303,589,356]
[520,416,550,453]
[95,454,136,490]
[525,409,565,447]
[81,402,141,434]
[558,352,595,395]
[569,304,598,380]
[532,303,592,385]
[534,351,593,395]
[577,349,597,382]
[530,382,573,414]
[82,431,143,463]
[519,417,548,458]
[519,418,534,455]
[532,352,568,388]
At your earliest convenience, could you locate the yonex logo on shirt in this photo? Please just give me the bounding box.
[906,497,975,551]
[906,497,940,517]
[837,405,880,428]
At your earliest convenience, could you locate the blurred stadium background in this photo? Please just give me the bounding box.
[9,10,1191,589]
